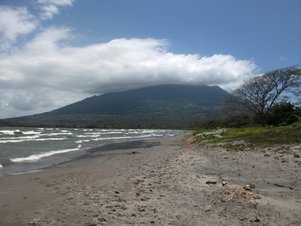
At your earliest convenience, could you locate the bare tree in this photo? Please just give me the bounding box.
[229,66,301,124]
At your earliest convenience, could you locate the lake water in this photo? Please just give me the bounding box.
[0,127,181,175]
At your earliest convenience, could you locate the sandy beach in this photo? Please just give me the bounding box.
[0,133,300,226]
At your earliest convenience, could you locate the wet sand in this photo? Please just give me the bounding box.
[0,133,300,225]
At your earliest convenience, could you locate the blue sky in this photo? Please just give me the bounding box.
[0,0,300,117]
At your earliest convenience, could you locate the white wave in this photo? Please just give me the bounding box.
[22,131,42,135]
[82,132,102,135]
[40,132,72,136]
[75,140,90,144]
[0,137,67,144]
[104,131,123,134]
[0,130,19,135]
[0,129,44,136]
[91,134,157,141]
[0,135,40,140]
[0,135,40,142]
[76,134,100,138]
[11,147,80,163]
[36,138,67,141]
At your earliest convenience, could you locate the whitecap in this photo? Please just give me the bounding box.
[76,134,99,138]
[0,137,67,144]
[92,134,155,141]
[40,132,72,136]
[11,147,80,163]
[75,140,90,144]
[0,130,16,135]
[22,131,42,135]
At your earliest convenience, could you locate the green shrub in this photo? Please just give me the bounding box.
[265,103,299,126]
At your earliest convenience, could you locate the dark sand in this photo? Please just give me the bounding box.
[0,133,300,225]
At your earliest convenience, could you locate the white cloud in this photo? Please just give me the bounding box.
[37,0,75,19]
[0,0,74,50]
[0,27,256,118]
[0,6,37,49]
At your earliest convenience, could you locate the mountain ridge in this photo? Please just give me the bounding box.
[4,84,229,128]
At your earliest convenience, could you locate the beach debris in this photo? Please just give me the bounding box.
[98,217,106,222]
[243,183,255,191]
[251,216,261,223]
[204,205,212,212]
[243,185,251,191]
[206,181,217,185]
[27,218,42,226]
[138,207,146,212]
[215,185,261,203]
[271,183,294,190]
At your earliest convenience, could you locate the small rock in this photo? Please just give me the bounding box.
[243,185,252,191]
[206,181,217,185]
[98,217,106,222]
[115,191,120,194]
[249,183,256,189]
[204,205,212,212]
[222,181,227,186]
[253,194,262,200]
[28,218,41,226]
[254,217,260,222]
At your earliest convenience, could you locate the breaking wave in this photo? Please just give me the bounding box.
[10,147,80,163]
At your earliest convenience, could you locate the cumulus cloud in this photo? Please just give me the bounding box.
[0,27,256,118]
[37,0,75,19]
[0,6,37,49]
[0,0,74,50]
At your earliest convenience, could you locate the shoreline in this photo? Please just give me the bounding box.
[0,133,300,225]
[0,138,166,176]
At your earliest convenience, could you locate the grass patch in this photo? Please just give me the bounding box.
[222,143,256,152]
[195,121,301,145]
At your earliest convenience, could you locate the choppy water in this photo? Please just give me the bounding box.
[0,127,181,175]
